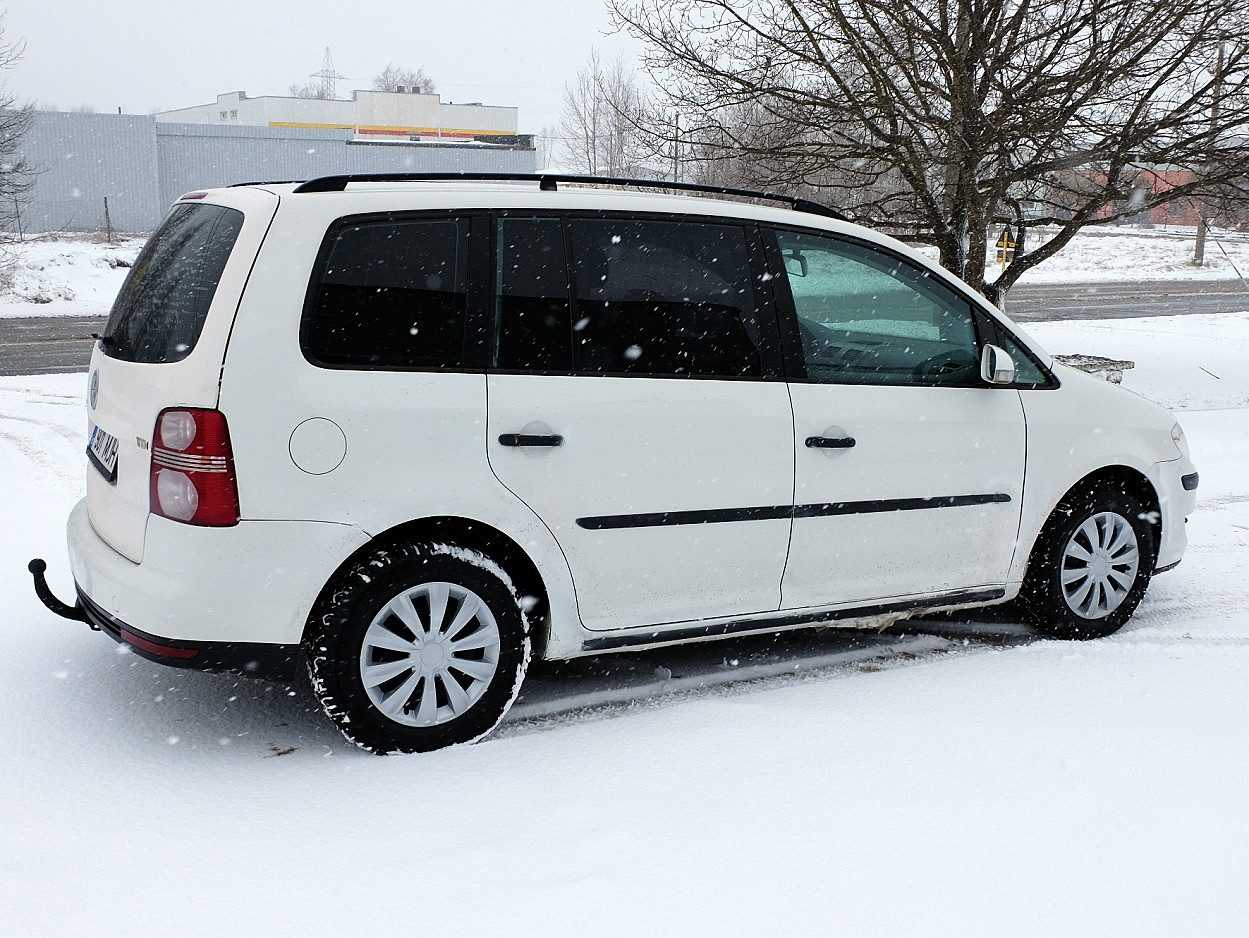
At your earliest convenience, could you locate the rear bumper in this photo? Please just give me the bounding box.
[78,588,300,679]
[66,498,371,647]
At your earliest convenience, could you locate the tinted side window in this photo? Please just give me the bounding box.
[494,218,572,371]
[305,217,469,369]
[105,203,244,364]
[567,218,762,378]
[774,229,980,387]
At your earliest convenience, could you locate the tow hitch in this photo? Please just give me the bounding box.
[28,558,95,628]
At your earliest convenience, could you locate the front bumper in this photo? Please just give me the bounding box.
[1148,455,1198,573]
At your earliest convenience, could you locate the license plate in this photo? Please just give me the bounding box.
[87,424,119,484]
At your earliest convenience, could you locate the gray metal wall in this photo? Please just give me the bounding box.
[154,123,351,209]
[16,112,163,233]
[17,112,536,233]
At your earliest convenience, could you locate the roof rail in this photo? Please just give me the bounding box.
[286,172,848,221]
[230,180,307,188]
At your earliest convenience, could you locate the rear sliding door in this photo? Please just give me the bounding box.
[486,215,795,631]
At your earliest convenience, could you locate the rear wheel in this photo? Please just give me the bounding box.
[305,542,530,753]
[1018,485,1156,640]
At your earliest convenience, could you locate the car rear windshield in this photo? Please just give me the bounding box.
[102,202,244,364]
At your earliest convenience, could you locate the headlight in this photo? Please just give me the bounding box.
[1171,422,1190,460]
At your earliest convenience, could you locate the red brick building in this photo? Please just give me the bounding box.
[1091,165,1245,229]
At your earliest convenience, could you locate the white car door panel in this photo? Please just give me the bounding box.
[488,375,794,630]
[784,383,1025,607]
[485,214,794,631]
[769,227,1027,608]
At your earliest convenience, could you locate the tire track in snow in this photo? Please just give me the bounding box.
[1111,635,1249,649]
[1190,493,1249,510]
[0,412,85,447]
[0,385,84,407]
[0,425,83,492]
[498,633,1019,734]
[1131,590,1249,629]
[2,390,82,404]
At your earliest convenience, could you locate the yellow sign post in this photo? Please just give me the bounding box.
[996,226,1017,272]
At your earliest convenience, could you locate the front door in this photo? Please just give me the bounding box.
[768,228,1027,608]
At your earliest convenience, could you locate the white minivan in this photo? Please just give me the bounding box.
[31,174,1199,753]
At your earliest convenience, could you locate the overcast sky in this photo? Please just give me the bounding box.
[3,0,642,133]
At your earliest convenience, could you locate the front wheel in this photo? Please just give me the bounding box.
[1018,485,1156,640]
[305,542,531,754]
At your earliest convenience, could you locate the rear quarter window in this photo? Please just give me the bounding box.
[303,216,471,370]
[103,203,244,364]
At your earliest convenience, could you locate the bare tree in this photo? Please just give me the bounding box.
[558,50,650,175]
[373,64,436,94]
[535,124,558,170]
[288,81,330,99]
[611,0,1249,304]
[0,21,33,243]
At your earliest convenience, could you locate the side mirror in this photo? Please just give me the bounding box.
[980,344,1016,385]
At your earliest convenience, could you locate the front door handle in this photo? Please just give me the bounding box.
[499,433,564,447]
[805,435,856,449]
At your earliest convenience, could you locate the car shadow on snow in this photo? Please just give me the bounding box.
[61,614,1038,757]
[501,613,1038,734]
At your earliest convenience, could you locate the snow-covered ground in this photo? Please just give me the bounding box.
[1002,224,1249,285]
[902,223,1249,285]
[2,224,1249,320]
[0,236,144,318]
[2,308,1248,935]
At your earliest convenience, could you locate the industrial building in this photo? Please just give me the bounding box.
[155,89,522,145]
[16,91,535,233]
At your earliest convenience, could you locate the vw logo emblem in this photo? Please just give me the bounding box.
[89,370,99,410]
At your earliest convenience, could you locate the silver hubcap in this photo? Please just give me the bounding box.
[360,581,501,727]
[1060,511,1140,620]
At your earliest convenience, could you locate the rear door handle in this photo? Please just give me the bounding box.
[805,435,855,449]
[499,433,564,447]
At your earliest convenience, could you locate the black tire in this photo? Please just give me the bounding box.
[1018,484,1157,640]
[304,542,531,754]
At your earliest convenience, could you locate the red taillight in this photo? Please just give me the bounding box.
[149,408,240,527]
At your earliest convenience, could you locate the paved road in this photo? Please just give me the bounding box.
[0,315,104,376]
[1006,278,1249,322]
[3,278,1249,376]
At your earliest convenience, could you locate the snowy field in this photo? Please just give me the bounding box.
[0,236,144,318]
[904,223,1249,285]
[1011,224,1249,284]
[2,308,1249,935]
[2,223,1249,320]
